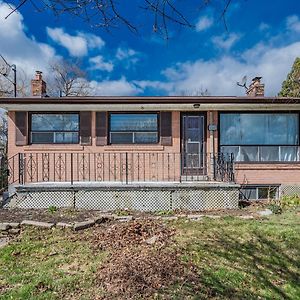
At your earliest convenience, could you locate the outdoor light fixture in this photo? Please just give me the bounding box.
[193,103,200,108]
[208,124,217,131]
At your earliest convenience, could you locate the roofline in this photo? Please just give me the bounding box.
[0,95,300,105]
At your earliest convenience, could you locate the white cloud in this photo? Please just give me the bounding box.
[89,55,114,72]
[116,47,140,67]
[90,77,142,96]
[46,27,105,57]
[211,33,241,50]
[286,15,300,32]
[135,41,300,96]
[0,1,58,90]
[259,22,270,31]
[195,16,214,32]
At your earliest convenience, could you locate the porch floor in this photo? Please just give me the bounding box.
[15,180,239,191]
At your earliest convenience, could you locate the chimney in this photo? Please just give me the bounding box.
[31,71,47,97]
[246,76,264,97]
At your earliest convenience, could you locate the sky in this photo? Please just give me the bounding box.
[0,0,300,96]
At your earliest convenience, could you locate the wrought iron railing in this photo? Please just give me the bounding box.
[213,153,235,182]
[0,152,235,189]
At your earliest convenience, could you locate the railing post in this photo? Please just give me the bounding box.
[125,152,128,184]
[213,154,216,181]
[70,153,73,185]
[18,153,24,185]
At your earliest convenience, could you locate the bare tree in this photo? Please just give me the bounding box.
[5,0,234,39]
[47,59,90,97]
[0,67,29,97]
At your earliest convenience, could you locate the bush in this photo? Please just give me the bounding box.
[47,205,57,214]
[280,194,300,209]
[267,203,282,214]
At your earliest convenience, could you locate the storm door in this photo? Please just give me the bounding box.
[181,114,206,175]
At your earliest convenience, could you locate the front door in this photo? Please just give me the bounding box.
[181,114,206,175]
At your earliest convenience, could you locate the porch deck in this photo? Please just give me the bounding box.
[1,152,237,211]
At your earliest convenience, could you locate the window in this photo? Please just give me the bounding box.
[30,113,79,144]
[220,113,299,162]
[240,186,279,201]
[109,113,158,144]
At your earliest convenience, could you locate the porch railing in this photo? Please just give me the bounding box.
[0,152,235,189]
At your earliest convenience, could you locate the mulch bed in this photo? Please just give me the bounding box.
[0,203,266,224]
[0,208,101,223]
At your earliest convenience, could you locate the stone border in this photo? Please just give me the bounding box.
[0,210,270,234]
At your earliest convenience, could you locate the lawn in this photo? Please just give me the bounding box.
[0,210,299,299]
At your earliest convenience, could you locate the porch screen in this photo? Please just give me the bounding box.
[109,113,158,144]
[220,113,299,162]
[30,113,79,144]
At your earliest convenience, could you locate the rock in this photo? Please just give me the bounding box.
[257,209,273,216]
[8,228,20,235]
[0,237,9,248]
[0,223,10,231]
[161,216,178,221]
[7,223,20,228]
[145,235,158,245]
[94,215,113,224]
[238,215,254,219]
[21,220,55,228]
[56,222,73,228]
[187,214,204,220]
[114,216,133,222]
[205,215,221,219]
[73,220,95,231]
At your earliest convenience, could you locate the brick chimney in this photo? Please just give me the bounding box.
[246,77,264,97]
[31,71,47,97]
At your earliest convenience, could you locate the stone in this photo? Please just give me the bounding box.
[257,209,273,216]
[161,216,178,221]
[21,220,55,228]
[238,215,254,219]
[8,228,20,235]
[0,237,9,248]
[7,223,20,228]
[187,214,204,220]
[205,215,221,219]
[73,220,95,231]
[0,223,10,231]
[93,215,113,224]
[145,235,158,245]
[56,222,73,228]
[114,216,133,222]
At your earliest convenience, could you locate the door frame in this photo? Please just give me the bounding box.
[180,112,207,175]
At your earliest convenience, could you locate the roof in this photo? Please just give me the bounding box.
[0,96,300,111]
[0,95,300,104]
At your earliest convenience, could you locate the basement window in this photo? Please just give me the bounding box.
[30,113,79,144]
[239,185,279,201]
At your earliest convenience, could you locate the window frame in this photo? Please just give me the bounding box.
[239,185,280,201]
[108,112,160,145]
[29,112,80,145]
[219,111,300,163]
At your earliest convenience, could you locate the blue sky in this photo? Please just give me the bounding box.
[0,0,300,96]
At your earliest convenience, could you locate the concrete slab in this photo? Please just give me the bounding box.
[21,220,55,228]
[73,220,95,231]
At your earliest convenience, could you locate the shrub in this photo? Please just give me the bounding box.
[47,205,57,214]
[280,194,300,209]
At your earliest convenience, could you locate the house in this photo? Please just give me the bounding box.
[0,72,299,211]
